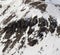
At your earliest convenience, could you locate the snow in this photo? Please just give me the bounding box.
[0,0,60,55]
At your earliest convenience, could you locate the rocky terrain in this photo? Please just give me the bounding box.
[0,0,60,55]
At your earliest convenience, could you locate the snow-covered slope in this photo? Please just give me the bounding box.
[0,0,60,55]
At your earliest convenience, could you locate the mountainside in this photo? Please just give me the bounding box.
[0,0,60,55]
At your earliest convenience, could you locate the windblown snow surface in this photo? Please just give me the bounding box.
[0,0,60,55]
